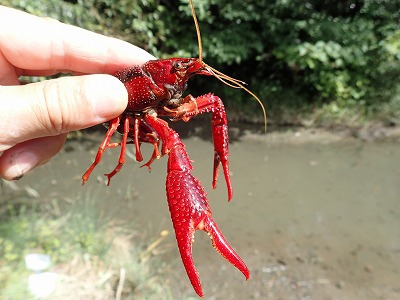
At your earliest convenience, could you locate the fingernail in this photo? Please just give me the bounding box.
[5,152,39,180]
[86,75,128,120]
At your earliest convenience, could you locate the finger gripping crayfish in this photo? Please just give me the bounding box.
[81,0,266,297]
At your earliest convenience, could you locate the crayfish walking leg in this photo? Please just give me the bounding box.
[144,113,249,297]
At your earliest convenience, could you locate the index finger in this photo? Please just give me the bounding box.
[0,5,155,76]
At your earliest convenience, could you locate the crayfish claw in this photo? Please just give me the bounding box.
[167,149,248,297]
[144,114,249,297]
[167,168,249,296]
[202,215,250,280]
[212,150,233,201]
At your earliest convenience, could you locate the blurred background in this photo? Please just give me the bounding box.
[2,0,400,125]
[1,0,399,299]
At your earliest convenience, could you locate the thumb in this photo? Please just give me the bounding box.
[0,74,127,151]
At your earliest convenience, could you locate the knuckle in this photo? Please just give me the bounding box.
[40,78,72,134]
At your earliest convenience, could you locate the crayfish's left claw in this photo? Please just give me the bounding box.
[145,114,249,297]
[201,215,250,281]
[167,169,249,297]
[166,147,249,297]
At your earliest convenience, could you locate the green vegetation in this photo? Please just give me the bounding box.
[0,190,172,299]
[2,0,400,125]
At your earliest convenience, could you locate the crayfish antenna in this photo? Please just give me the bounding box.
[190,0,203,63]
[190,0,267,131]
[206,65,268,132]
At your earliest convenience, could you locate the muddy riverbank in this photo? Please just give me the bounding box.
[4,123,400,299]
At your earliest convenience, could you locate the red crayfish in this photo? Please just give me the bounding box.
[82,0,265,297]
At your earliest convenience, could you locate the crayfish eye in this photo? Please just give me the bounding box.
[173,61,184,70]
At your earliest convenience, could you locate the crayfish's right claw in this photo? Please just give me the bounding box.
[211,96,233,201]
[212,127,232,201]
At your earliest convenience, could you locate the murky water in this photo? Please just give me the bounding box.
[10,125,400,299]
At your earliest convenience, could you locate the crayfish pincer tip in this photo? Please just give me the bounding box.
[196,290,204,298]
[227,191,233,202]
[244,268,251,280]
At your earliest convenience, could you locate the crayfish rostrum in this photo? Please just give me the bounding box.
[82,0,266,297]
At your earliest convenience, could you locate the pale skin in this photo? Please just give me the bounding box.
[0,5,155,180]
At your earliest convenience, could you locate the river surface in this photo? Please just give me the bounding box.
[9,123,400,299]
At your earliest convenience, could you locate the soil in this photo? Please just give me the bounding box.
[5,121,400,299]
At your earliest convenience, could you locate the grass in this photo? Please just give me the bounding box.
[0,184,173,299]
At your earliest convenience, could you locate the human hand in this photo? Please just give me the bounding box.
[0,5,155,180]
